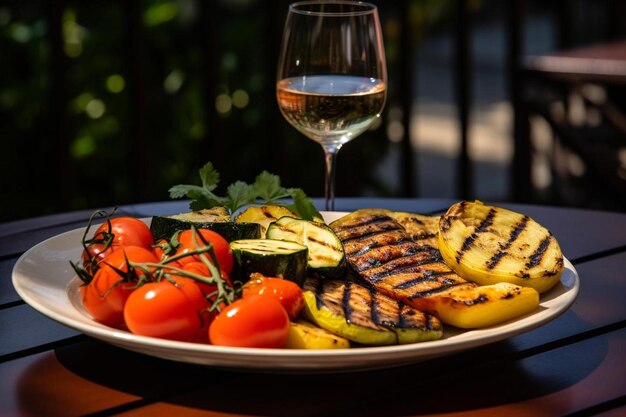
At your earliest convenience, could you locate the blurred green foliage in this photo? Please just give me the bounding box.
[0,0,452,222]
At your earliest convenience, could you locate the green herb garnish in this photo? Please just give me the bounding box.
[169,162,322,220]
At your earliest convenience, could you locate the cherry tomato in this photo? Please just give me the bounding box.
[242,273,304,320]
[174,229,233,276]
[152,238,173,261]
[209,295,289,348]
[124,276,210,341]
[169,261,230,297]
[80,246,158,326]
[83,217,154,267]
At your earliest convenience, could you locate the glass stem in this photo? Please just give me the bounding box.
[322,144,341,211]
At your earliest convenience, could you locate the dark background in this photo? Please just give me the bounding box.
[1,0,624,223]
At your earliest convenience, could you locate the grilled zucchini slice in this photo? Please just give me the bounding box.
[230,239,308,285]
[302,277,443,345]
[285,320,351,349]
[150,208,260,242]
[438,200,564,293]
[234,205,298,238]
[266,216,346,279]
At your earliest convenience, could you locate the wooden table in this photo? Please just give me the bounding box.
[524,40,626,83]
[2,198,625,416]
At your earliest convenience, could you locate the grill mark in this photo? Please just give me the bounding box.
[342,280,354,324]
[486,215,529,269]
[397,300,409,327]
[306,235,342,261]
[363,254,445,283]
[392,270,459,290]
[455,208,497,264]
[411,232,437,242]
[369,287,381,325]
[426,313,439,330]
[315,278,325,310]
[408,282,472,299]
[337,223,403,245]
[526,235,552,269]
[349,242,423,271]
[349,235,413,258]
[334,216,400,242]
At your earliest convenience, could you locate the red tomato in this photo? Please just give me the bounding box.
[152,238,172,261]
[169,261,229,297]
[209,295,289,348]
[174,229,233,276]
[242,273,304,320]
[83,217,154,267]
[124,276,210,341]
[175,261,233,320]
[80,246,158,326]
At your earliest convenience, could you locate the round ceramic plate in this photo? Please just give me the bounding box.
[12,212,579,372]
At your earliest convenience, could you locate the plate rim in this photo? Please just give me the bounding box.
[11,211,580,371]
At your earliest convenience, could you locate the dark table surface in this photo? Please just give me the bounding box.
[1,198,625,417]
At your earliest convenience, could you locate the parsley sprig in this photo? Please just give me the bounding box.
[169,162,322,220]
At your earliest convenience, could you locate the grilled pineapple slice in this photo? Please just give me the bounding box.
[234,205,298,238]
[438,201,564,294]
[285,320,351,349]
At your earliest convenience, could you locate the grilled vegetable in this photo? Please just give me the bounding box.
[413,282,539,328]
[285,320,351,349]
[438,201,564,293]
[302,276,443,345]
[150,208,260,242]
[388,210,441,248]
[266,216,346,279]
[230,239,308,285]
[234,205,299,238]
[330,209,540,329]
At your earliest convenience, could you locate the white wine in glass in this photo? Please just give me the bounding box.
[276,1,387,211]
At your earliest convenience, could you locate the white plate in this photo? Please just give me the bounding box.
[12,211,579,372]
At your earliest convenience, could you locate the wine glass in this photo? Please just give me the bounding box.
[276,1,387,211]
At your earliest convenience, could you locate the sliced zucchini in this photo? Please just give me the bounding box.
[266,216,346,279]
[230,239,308,285]
[150,208,261,242]
[285,320,351,349]
[234,205,299,238]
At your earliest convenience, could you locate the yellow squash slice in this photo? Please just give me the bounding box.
[234,205,298,238]
[416,282,540,328]
[438,201,564,294]
[285,320,351,349]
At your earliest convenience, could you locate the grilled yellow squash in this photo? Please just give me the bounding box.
[234,205,298,238]
[417,282,539,328]
[285,320,351,349]
[438,201,564,294]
